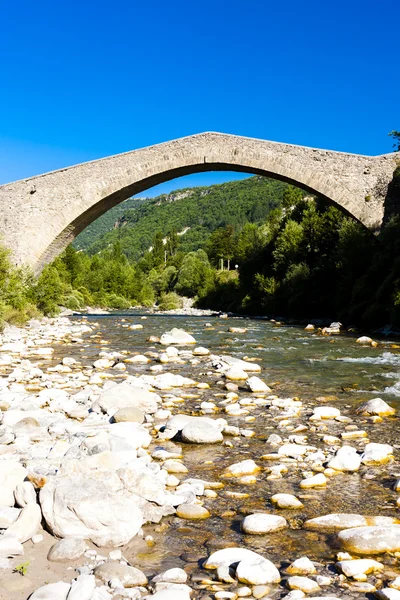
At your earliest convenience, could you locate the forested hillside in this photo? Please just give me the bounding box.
[73,198,148,251]
[73,176,290,259]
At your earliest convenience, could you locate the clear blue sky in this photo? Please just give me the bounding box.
[1,0,398,195]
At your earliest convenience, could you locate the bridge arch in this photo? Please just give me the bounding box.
[0,132,396,273]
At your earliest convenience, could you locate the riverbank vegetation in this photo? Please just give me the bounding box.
[1,163,400,330]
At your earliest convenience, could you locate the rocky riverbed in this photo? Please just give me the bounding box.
[1,313,400,600]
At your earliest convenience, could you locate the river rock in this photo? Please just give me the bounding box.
[242,513,288,534]
[162,414,224,440]
[361,442,393,464]
[14,481,36,507]
[98,381,159,415]
[287,576,320,594]
[153,568,188,583]
[278,443,308,458]
[47,537,88,561]
[356,336,373,344]
[219,355,261,372]
[0,460,27,505]
[223,459,260,477]
[30,581,71,600]
[151,373,197,389]
[357,398,395,416]
[311,406,340,419]
[143,590,191,600]
[0,506,21,528]
[328,446,362,472]
[338,525,400,554]
[109,421,152,448]
[112,407,145,424]
[94,562,148,586]
[181,420,223,444]
[118,468,166,505]
[193,347,210,356]
[68,574,96,600]
[271,494,303,509]
[4,502,41,542]
[160,328,196,345]
[376,590,400,600]
[225,366,248,381]
[286,557,316,575]
[0,534,24,557]
[125,354,150,363]
[236,556,281,585]
[304,513,398,531]
[336,558,383,577]
[205,547,279,584]
[40,476,143,546]
[176,504,210,519]
[299,473,326,488]
[246,376,271,393]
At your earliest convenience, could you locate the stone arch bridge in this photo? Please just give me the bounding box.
[0,132,398,273]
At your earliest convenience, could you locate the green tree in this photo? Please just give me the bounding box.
[389,130,400,151]
[207,225,235,268]
[273,220,304,275]
[175,250,214,297]
[33,266,63,315]
[166,229,179,257]
[151,231,165,267]
[282,185,304,210]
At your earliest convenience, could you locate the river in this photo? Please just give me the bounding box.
[3,311,400,599]
[70,313,400,579]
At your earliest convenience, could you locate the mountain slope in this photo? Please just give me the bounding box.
[73,176,291,260]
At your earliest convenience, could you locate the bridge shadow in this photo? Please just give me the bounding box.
[382,164,400,229]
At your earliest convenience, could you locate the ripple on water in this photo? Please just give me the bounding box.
[337,351,400,365]
[383,381,400,396]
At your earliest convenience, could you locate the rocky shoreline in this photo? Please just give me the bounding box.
[0,316,400,599]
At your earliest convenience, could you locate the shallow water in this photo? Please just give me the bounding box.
[62,313,400,579]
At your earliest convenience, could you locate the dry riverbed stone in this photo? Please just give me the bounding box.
[94,562,148,586]
[112,406,145,423]
[47,537,88,561]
